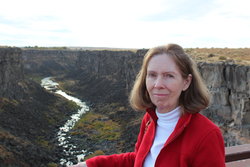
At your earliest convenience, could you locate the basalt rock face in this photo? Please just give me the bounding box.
[0,48,80,166]
[198,62,250,146]
[22,49,79,76]
[74,50,144,103]
[0,48,24,99]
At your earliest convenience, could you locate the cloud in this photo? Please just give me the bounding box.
[140,0,218,21]
[0,0,249,48]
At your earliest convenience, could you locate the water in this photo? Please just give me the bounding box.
[41,77,89,166]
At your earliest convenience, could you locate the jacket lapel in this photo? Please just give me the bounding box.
[164,112,192,147]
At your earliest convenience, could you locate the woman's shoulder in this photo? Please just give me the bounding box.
[190,113,221,133]
[182,113,224,149]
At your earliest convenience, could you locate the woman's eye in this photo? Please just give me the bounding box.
[147,73,156,78]
[164,74,174,78]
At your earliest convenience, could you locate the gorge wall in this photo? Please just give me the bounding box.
[199,62,250,145]
[0,48,81,166]
[22,49,250,147]
[23,49,79,76]
[0,48,24,99]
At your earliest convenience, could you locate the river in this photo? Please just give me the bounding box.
[41,77,89,166]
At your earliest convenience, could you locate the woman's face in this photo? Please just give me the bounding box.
[146,54,191,113]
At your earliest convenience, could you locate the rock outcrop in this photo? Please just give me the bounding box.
[0,48,80,166]
[0,48,24,99]
[76,50,144,96]
[23,49,79,76]
[198,62,250,146]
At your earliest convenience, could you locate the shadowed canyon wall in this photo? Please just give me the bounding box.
[23,49,79,76]
[0,48,80,166]
[0,48,24,99]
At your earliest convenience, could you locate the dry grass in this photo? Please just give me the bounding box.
[71,112,121,141]
[185,48,250,65]
[104,47,250,65]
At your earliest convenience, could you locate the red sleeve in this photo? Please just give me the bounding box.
[86,152,135,167]
[86,113,151,167]
[191,128,226,167]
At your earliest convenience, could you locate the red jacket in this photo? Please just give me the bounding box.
[86,108,225,167]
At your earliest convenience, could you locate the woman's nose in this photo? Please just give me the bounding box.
[154,77,164,88]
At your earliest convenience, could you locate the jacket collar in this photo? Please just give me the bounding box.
[146,107,192,125]
[146,107,193,145]
[146,107,158,122]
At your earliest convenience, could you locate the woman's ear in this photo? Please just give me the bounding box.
[183,74,192,91]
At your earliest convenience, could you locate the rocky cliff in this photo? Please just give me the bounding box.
[0,48,24,99]
[0,48,80,167]
[75,50,144,99]
[198,62,250,146]
[23,49,79,76]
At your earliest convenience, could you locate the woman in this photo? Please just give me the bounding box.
[70,44,225,167]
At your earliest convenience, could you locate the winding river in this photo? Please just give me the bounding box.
[41,77,89,166]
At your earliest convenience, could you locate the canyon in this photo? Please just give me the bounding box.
[0,48,80,167]
[0,47,249,166]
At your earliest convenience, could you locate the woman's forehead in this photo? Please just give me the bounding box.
[147,54,181,72]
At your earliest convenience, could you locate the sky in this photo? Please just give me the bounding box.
[0,0,250,49]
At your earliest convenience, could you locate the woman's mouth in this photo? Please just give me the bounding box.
[153,93,168,97]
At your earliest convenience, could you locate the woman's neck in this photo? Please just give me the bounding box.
[157,104,179,113]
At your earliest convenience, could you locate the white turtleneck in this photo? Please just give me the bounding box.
[143,106,181,167]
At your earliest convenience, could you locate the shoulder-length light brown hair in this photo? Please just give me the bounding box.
[129,44,210,113]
